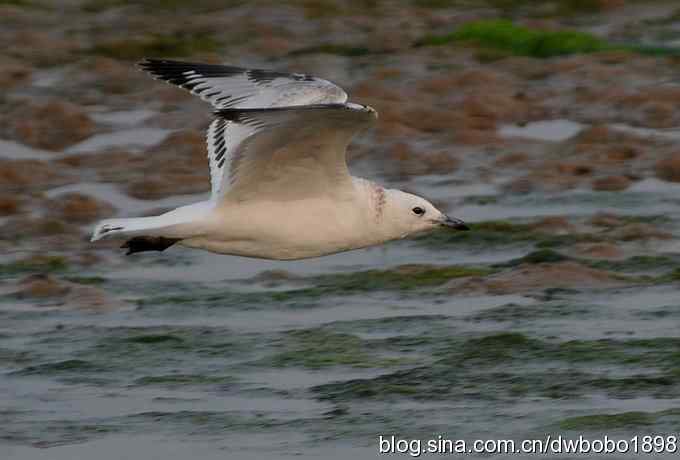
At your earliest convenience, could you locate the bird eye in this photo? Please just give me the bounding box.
[412,207,425,216]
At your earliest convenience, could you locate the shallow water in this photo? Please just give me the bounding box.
[0,140,54,160]
[4,172,680,459]
[46,182,207,217]
[499,120,585,142]
[90,109,157,127]
[64,127,172,154]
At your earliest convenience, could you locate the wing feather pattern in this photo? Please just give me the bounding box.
[211,104,376,202]
[139,59,347,109]
[140,59,375,202]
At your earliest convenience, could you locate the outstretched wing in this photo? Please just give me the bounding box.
[209,104,377,203]
[139,59,348,109]
[140,59,358,200]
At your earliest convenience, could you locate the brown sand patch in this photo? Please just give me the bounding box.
[48,193,116,224]
[9,101,95,151]
[592,175,631,191]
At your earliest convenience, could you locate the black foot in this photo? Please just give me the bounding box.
[121,237,180,255]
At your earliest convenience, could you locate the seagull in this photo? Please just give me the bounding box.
[91,59,468,260]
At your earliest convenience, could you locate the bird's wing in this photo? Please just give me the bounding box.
[139,59,348,109]
[207,103,376,203]
[140,59,356,200]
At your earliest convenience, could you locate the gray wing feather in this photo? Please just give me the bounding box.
[141,59,365,202]
[139,59,348,109]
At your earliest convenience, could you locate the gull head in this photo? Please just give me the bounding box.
[386,190,469,238]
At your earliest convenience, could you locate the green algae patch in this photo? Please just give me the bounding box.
[555,340,633,364]
[590,255,680,273]
[468,302,590,322]
[656,268,680,283]
[416,20,608,58]
[312,365,582,402]
[316,265,494,292]
[449,334,550,370]
[467,220,537,236]
[629,44,680,58]
[0,255,69,276]
[317,379,420,400]
[14,420,127,448]
[314,333,680,402]
[415,219,600,249]
[589,375,675,398]
[559,411,655,430]
[137,265,492,307]
[453,332,545,364]
[560,409,680,431]
[331,315,451,336]
[124,410,283,433]
[12,359,106,376]
[63,275,107,285]
[267,329,401,369]
[90,32,220,60]
[313,367,427,401]
[556,338,680,370]
[86,327,252,373]
[636,305,680,320]
[499,249,569,267]
[133,374,234,387]
[126,334,185,345]
[134,286,318,308]
[417,19,680,59]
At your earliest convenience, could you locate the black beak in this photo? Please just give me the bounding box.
[441,215,469,231]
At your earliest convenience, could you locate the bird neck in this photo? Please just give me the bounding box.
[352,179,407,242]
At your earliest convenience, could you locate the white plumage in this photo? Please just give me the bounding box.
[91,59,468,259]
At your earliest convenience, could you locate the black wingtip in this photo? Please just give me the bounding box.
[138,57,174,66]
[136,58,155,73]
[137,57,155,66]
[137,58,183,73]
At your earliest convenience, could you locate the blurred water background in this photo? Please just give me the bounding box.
[3,0,680,458]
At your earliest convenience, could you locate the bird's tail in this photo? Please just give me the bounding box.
[91,216,188,255]
[91,216,171,242]
[91,201,213,243]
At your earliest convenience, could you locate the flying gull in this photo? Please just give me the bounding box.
[91,59,468,259]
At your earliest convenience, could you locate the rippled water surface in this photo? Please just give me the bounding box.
[3,170,680,459]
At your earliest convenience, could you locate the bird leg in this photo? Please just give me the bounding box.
[121,236,181,255]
